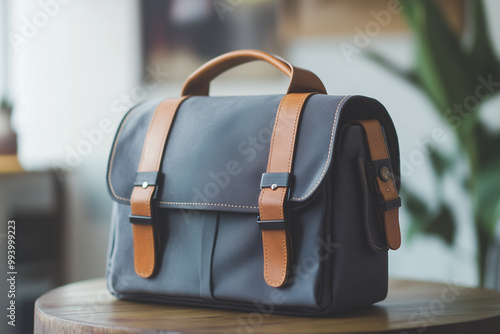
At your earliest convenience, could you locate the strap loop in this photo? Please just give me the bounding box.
[129,215,154,225]
[260,173,291,189]
[257,218,287,230]
[379,197,402,212]
[133,172,160,188]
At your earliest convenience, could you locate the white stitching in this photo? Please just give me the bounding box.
[108,106,139,202]
[159,201,257,209]
[291,95,350,200]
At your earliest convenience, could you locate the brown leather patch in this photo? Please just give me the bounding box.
[132,224,156,278]
[375,176,401,250]
[259,188,288,287]
[259,188,287,221]
[261,230,288,287]
[130,186,155,278]
[359,119,390,161]
[259,93,315,287]
[355,119,401,250]
[383,209,401,250]
[130,97,188,278]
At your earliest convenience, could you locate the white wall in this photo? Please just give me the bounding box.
[9,0,141,281]
[0,2,5,98]
[10,0,141,168]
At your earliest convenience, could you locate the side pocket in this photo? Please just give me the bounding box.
[358,158,389,252]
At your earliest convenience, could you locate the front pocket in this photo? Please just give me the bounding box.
[211,191,331,310]
[107,205,218,300]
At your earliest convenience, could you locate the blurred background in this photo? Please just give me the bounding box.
[0,0,499,332]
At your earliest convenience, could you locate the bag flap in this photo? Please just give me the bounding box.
[107,94,399,213]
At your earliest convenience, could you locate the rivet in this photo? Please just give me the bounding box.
[271,184,278,190]
[379,166,391,182]
[142,182,148,189]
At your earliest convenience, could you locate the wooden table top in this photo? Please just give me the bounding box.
[34,278,500,334]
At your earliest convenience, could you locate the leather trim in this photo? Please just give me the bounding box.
[259,93,315,287]
[130,97,189,278]
[376,177,401,249]
[354,120,401,250]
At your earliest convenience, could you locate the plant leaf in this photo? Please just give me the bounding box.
[402,187,456,245]
[399,0,479,118]
[474,123,500,168]
[425,205,455,246]
[474,163,500,235]
[469,0,500,84]
[365,50,420,87]
[428,149,451,178]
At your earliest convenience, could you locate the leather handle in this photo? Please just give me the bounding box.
[181,50,327,96]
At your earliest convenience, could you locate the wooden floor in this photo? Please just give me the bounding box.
[34,278,500,333]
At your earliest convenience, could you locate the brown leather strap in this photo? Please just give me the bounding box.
[181,50,327,96]
[130,96,188,278]
[355,119,401,250]
[259,93,315,287]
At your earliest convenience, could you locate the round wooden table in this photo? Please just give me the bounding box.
[34,278,500,333]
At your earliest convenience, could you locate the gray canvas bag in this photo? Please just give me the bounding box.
[105,50,402,316]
